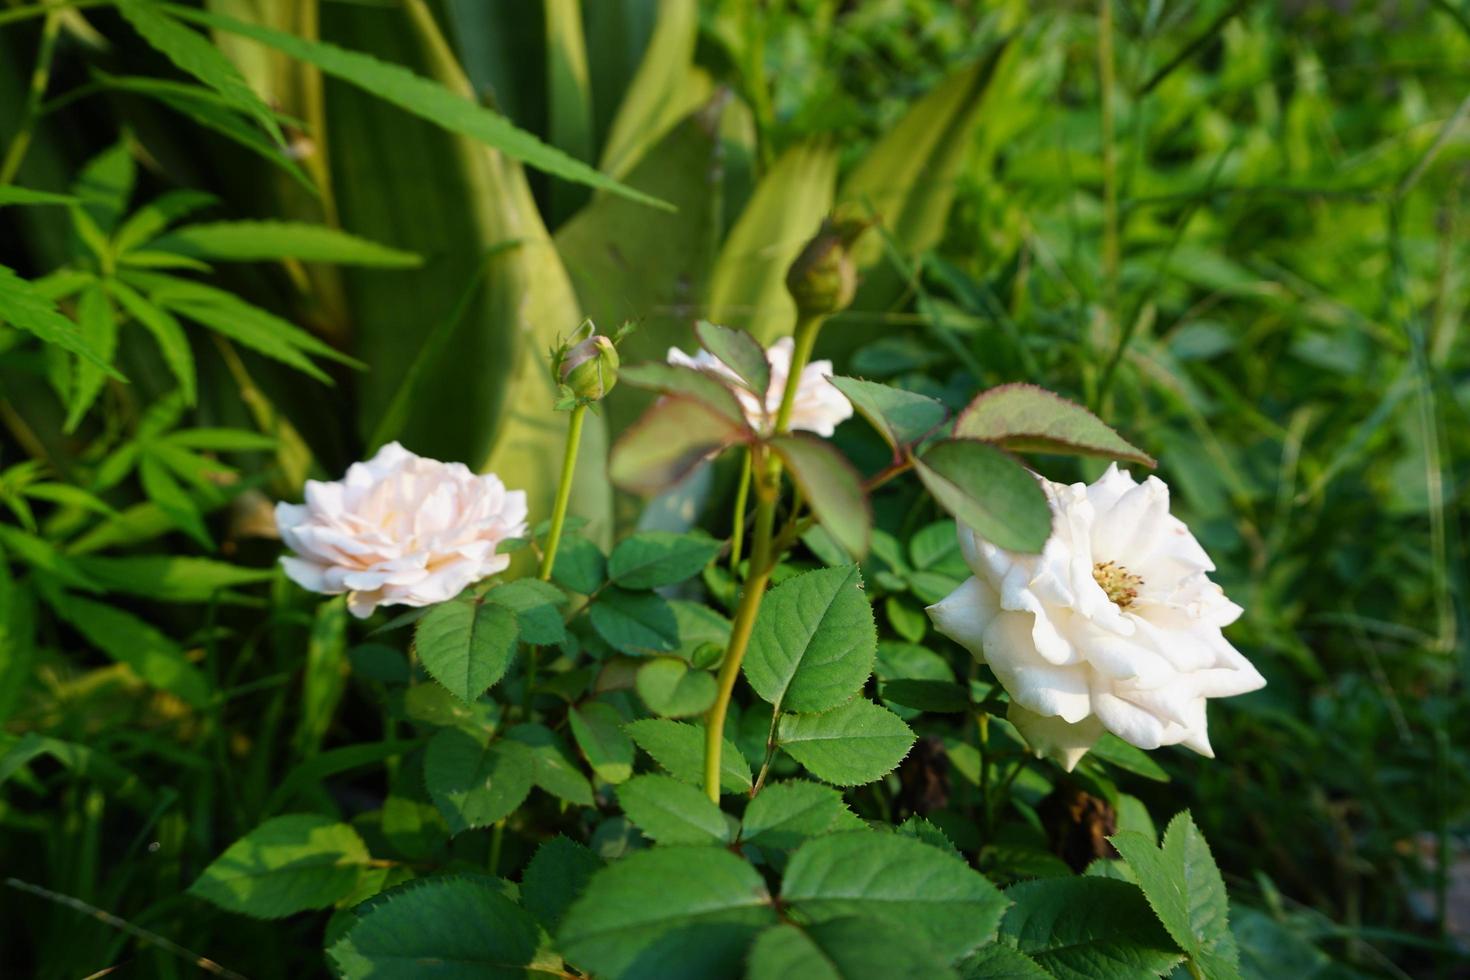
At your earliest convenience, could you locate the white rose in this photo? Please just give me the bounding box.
[275,442,528,618]
[667,335,853,437]
[927,464,1264,771]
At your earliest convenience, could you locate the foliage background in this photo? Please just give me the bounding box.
[1,0,1467,977]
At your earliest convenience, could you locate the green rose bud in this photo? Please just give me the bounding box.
[785,214,868,317]
[559,334,620,402]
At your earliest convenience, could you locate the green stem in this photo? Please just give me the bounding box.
[0,8,61,187]
[539,402,586,582]
[488,820,505,876]
[525,402,586,714]
[1097,0,1120,327]
[702,314,826,803]
[0,0,103,29]
[728,447,752,575]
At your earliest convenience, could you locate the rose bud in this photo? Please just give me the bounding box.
[785,214,868,317]
[559,333,620,402]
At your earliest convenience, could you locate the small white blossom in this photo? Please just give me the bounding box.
[667,335,852,437]
[275,442,527,618]
[927,464,1264,770]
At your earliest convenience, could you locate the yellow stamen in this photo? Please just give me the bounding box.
[1093,560,1143,609]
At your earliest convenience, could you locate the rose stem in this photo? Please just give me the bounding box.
[728,447,752,575]
[702,313,823,803]
[524,401,587,714]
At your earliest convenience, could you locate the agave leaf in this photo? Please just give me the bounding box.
[705,139,838,344]
[598,0,707,181]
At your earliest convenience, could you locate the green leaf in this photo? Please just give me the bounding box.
[739,780,863,851]
[328,874,540,979]
[597,0,704,181]
[72,141,135,235]
[707,141,838,342]
[1110,812,1240,979]
[483,578,567,645]
[776,699,915,787]
[827,377,947,451]
[590,587,680,655]
[769,436,870,559]
[748,917,960,980]
[781,830,1009,962]
[522,836,603,932]
[955,944,1052,979]
[999,876,1184,980]
[558,846,776,979]
[112,189,219,255]
[569,702,635,784]
[610,530,723,589]
[423,728,534,835]
[610,396,750,496]
[694,320,769,396]
[64,284,121,431]
[294,596,349,757]
[636,658,718,718]
[618,774,731,844]
[44,591,211,708]
[155,220,422,267]
[670,600,731,662]
[880,678,971,714]
[897,816,961,859]
[115,0,284,145]
[914,439,1052,554]
[955,384,1155,467]
[1087,734,1171,783]
[744,565,876,713]
[0,187,78,207]
[188,813,371,918]
[414,598,520,703]
[0,264,122,375]
[165,3,670,210]
[105,280,195,403]
[619,362,752,427]
[504,723,595,806]
[625,718,752,795]
[551,535,607,594]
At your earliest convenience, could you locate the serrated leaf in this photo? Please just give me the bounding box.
[558,846,776,979]
[64,284,120,431]
[748,917,960,980]
[827,376,947,451]
[504,723,594,806]
[618,774,731,844]
[636,658,718,718]
[618,362,752,426]
[609,530,723,590]
[570,702,635,784]
[880,678,970,713]
[165,3,669,210]
[112,189,219,255]
[776,699,915,787]
[1087,734,1170,783]
[0,264,122,375]
[739,781,864,851]
[105,280,196,403]
[328,874,540,979]
[955,384,1155,467]
[522,836,603,932]
[744,565,876,713]
[694,320,769,395]
[897,816,961,859]
[1110,812,1240,979]
[610,395,750,496]
[423,728,534,835]
[414,598,520,703]
[155,221,422,267]
[914,439,1052,554]
[551,535,607,594]
[0,187,78,207]
[136,452,207,547]
[956,944,1052,979]
[590,587,680,655]
[484,578,567,645]
[999,876,1184,980]
[781,831,1009,962]
[188,813,370,918]
[115,0,284,145]
[625,718,752,795]
[770,436,870,559]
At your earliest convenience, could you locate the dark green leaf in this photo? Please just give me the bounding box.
[609,530,722,589]
[590,587,679,655]
[522,836,603,932]
[956,384,1155,467]
[624,718,752,795]
[618,774,731,844]
[484,578,567,645]
[739,781,864,852]
[618,362,752,426]
[156,221,422,267]
[956,944,1052,979]
[777,699,915,787]
[551,534,607,594]
[610,396,749,496]
[748,917,959,979]
[570,702,635,784]
[1087,734,1171,782]
[770,436,871,558]
[0,264,122,375]
[188,814,370,918]
[828,376,947,450]
[423,729,533,835]
[45,590,210,708]
[636,658,718,718]
[504,723,595,806]
[914,439,1051,554]
[880,679,971,713]
[694,320,769,395]
[1000,876,1184,980]
[414,598,519,703]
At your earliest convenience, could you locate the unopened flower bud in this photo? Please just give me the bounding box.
[785,215,867,317]
[559,334,619,402]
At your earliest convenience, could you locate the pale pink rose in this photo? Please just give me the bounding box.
[275,442,527,618]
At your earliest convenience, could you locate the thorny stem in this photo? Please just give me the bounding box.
[0,8,62,187]
[703,313,824,802]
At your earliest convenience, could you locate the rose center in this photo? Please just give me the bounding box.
[1093,560,1143,609]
